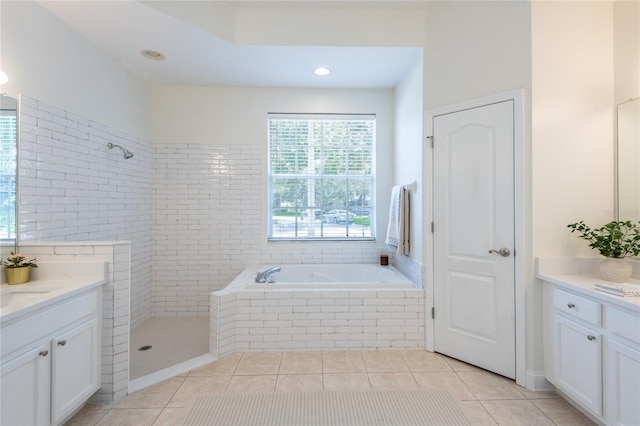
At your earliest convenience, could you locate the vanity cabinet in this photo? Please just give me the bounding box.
[551,296,603,415]
[542,280,640,425]
[0,289,101,426]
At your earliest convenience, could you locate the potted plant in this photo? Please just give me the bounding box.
[567,220,640,282]
[1,252,38,285]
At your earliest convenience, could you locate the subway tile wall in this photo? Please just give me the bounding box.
[20,96,422,323]
[19,95,153,328]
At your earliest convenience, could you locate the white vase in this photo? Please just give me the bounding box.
[599,258,633,283]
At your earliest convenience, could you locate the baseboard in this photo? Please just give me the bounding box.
[525,370,555,391]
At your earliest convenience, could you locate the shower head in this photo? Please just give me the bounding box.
[107,142,134,159]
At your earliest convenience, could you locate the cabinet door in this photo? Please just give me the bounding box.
[554,314,602,416]
[606,339,640,426]
[0,344,51,426]
[50,318,100,424]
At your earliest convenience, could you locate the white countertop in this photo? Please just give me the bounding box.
[537,257,640,313]
[0,262,107,324]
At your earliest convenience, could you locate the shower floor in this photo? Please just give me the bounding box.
[129,316,209,380]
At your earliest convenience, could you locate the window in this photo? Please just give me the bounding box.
[0,108,16,240]
[268,113,375,240]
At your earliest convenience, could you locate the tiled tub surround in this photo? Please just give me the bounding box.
[153,143,422,317]
[211,266,425,356]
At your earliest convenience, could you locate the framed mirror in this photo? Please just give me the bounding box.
[0,95,17,247]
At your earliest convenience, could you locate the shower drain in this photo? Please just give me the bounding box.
[138,345,152,351]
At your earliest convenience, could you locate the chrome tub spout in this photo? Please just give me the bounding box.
[255,266,282,283]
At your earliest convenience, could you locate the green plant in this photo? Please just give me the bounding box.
[0,252,38,268]
[567,220,640,258]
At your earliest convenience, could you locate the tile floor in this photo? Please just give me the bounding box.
[66,350,595,426]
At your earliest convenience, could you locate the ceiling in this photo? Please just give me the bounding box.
[37,1,421,89]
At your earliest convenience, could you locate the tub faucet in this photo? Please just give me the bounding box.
[255,266,282,283]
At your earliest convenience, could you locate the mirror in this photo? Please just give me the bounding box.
[617,98,640,222]
[0,95,17,245]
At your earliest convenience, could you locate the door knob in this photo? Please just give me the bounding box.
[489,248,511,257]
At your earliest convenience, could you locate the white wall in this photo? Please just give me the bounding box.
[0,1,151,140]
[422,1,532,110]
[394,54,424,267]
[531,1,616,375]
[532,2,615,257]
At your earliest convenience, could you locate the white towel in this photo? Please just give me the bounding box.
[386,185,410,256]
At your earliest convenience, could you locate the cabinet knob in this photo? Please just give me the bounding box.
[587,335,596,341]
[57,340,67,346]
[39,350,49,357]
[567,303,575,309]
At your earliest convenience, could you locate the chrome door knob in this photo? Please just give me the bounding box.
[489,248,511,257]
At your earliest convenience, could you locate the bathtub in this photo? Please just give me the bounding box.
[247,264,416,289]
[210,263,426,355]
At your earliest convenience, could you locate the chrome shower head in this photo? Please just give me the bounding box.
[107,142,134,159]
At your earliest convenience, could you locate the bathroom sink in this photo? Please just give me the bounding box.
[0,286,61,310]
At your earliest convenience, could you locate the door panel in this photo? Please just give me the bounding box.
[433,100,515,379]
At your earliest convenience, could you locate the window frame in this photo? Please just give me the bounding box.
[267,113,376,242]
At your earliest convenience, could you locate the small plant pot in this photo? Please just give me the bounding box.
[6,266,31,285]
[599,258,632,283]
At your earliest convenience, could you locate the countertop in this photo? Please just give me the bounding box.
[0,262,107,324]
[537,257,640,313]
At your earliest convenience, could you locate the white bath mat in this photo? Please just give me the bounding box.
[184,390,471,426]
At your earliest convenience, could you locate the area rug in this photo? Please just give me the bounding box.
[183,390,471,426]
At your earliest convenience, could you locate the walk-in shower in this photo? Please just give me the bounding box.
[107,142,134,159]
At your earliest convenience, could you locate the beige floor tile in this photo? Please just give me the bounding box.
[152,407,188,426]
[234,352,282,375]
[362,351,409,372]
[114,377,184,409]
[457,370,526,400]
[481,400,555,425]
[96,408,162,426]
[458,401,498,425]
[368,372,418,390]
[279,351,323,374]
[413,371,476,401]
[141,376,187,393]
[532,398,596,425]
[401,350,454,372]
[275,374,324,392]
[322,351,366,373]
[63,406,108,426]
[189,353,242,376]
[519,388,561,400]
[323,373,371,391]
[227,375,278,393]
[167,376,231,408]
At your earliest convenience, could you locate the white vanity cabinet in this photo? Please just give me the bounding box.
[1,287,102,426]
[542,278,640,426]
[547,288,603,416]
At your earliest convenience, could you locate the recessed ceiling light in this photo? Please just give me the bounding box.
[141,50,165,61]
[314,67,331,76]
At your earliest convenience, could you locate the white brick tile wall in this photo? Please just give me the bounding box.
[19,96,152,329]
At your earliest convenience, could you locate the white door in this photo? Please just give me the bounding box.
[433,100,515,379]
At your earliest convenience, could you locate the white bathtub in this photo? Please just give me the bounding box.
[247,264,416,289]
[211,263,425,355]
